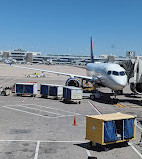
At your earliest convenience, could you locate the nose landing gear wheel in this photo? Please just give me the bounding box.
[90,95,95,100]
[112,98,119,104]
[1,91,6,96]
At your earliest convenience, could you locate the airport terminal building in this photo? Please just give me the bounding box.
[1,49,42,63]
[0,49,137,65]
[0,49,91,64]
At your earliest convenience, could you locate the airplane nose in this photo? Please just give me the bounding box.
[116,77,127,88]
[118,80,127,87]
[113,76,127,90]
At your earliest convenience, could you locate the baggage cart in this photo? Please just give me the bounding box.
[86,112,136,148]
[15,82,37,97]
[63,86,82,104]
[40,84,63,99]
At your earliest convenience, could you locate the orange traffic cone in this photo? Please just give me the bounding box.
[74,116,77,126]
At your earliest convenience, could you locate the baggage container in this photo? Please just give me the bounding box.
[40,84,63,99]
[63,86,82,103]
[15,82,37,97]
[86,112,136,146]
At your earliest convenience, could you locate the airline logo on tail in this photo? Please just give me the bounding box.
[91,37,94,63]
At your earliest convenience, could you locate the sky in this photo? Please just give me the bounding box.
[0,0,142,57]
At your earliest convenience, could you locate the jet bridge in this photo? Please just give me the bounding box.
[119,58,142,94]
[118,59,135,81]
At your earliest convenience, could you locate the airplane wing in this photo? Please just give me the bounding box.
[71,65,86,69]
[11,65,93,80]
[90,76,104,83]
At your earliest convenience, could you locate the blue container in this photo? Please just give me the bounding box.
[49,86,58,96]
[15,83,37,95]
[24,85,33,94]
[67,88,71,100]
[40,85,49,95]
[63,87,67,98]
[16,84,24,94]
[63,86,82,101]
[16,84,33,94]
[40,84,63,98]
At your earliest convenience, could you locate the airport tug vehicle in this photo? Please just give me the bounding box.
[0,87,11,96]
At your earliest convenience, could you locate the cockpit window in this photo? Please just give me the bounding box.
[107,71,111,75]
[120,71,126,76]
[112,71,119,76]
[108,71,126,76]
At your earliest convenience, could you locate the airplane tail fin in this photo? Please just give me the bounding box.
[90,37,94,63]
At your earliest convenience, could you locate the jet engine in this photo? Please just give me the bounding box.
[130,83,142,94]
[65,78,81,87]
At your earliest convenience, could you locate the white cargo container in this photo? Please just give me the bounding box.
[15,82,37,97]
[40,84,63,99]
[63,86,82,104]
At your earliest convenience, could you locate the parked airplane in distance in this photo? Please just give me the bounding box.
[11,37,128,100]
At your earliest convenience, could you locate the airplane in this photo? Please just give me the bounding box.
[11,37,128,101]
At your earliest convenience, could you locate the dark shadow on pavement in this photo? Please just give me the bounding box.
[74,142,129,152]
[90,91,142,107]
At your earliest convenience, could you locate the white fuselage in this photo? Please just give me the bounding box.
[86,63,127,91]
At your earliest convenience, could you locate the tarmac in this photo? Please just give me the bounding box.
[0,64,142,159]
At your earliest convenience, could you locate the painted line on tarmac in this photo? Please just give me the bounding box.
[3,104,80,116]
[0,77,10,84]
[22,104,81,115]
[113,103,124,107]
[2,105,52,119]
[137,124,142,131]
[12,104,63,116]
[34,104,81,115]
[31,97,35,100]
[22,97,27,102]
[128,143,142,158]
[0,140,85,143]
[2,105,78,119]
[57,114,80,118]
[0,77,19,86]
[88,101,102,115]
[34,141,40,159]
[86,149,91,157]
[88,101,142,158]
[116,103,124,107]
[88,101,142,134]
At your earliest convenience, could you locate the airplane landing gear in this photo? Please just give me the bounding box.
[112,98,119,104]
[90,90,101,101]
[112,91,119,104]
[90,95,95,100]
[115,90,123,95]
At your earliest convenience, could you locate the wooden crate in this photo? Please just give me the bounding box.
[86,112,136,145]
